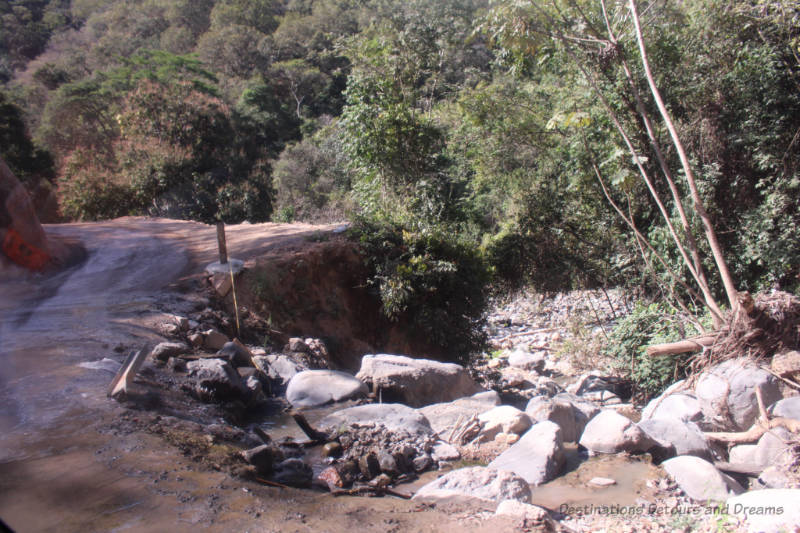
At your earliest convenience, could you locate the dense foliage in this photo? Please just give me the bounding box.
[2,0,799,362]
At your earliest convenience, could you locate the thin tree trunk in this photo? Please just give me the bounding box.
[629,0,739,312]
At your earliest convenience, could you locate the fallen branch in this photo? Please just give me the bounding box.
[646,335,716,357]
[255,477,291,489]
[290,411,328,443]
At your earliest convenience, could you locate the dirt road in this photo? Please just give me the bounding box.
[0,218,511,533]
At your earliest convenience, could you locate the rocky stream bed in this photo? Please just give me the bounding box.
[93,270,800,533]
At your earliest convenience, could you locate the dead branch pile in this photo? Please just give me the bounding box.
[704,291,800,365]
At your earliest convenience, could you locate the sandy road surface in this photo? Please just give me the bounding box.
[0,217,511,533]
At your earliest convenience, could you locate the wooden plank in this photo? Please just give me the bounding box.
[108,348,148,398]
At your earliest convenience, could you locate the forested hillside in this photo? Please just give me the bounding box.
[2,0,799,309]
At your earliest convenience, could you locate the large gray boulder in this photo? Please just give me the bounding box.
[726,489,800,533]
[579,410,658,454]
[694,359,782,431]
[412,466,531,504]
[186,358,249,402]
[753,427,795,468]
[419,391,501,441]
[638,418,713,461]
[150,341,189,363]
[253,354,305,384]
[488,421,565,485]
[318,403,434,436]
[286,369,368,408]
[769,396,800,420]
[476,406,532,443]
[526,395,595,443]
[507,349,545,373]
[641,384,703,423]
[356,354,483,407]
[662,456,743,502]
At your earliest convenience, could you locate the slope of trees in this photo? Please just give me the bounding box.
[2,0,799,357]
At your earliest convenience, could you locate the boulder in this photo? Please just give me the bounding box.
[216,341,253,368]
[694,358,782,431]
[525,396,585,443]
[412,466,531,504]
[240,444,283,475]
[753,427,794,468]
[272,458,313,487]
[507,350,545,373]
[638,418,713,461]
[488,421,565,486]
[641,393,703,423]
[356,354,483,407]
[431,441,461,462]
[579,410,658,454]
[186,358,248,402]
[419,391,501,441]
[768,396,800,420]
[202,329,229,351]
[662,456,743,502]
[318,403,434,436]
[554,392,600,421]
[285,370,368,408]
[494,500,554,528]
[252,354,306,384]
[756,466,791,489]
[726,489,800,533]
[150,341,189,363]
[728,444,757,465]
[476,406,532,442]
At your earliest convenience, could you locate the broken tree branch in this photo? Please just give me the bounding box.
[646,335,717,357]
[290,411,328,443]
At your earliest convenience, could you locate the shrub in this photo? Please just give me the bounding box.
[349,218,491,364]
[604,301,713,402]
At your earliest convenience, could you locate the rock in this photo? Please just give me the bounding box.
[319,404,434,436]
[174,315,190,331]
[431,441,461,462]
[726,489,800,533]
[768,396,800,420]
[202,329,229,351]
[476,406,532,442]
[252,354,305,384]
[150,341,189,363]
[412,466,531,504]
[525,394,594,443]
[641,393,703,423]
[240,444,282,475]
[186,358,248,402]
[358,453,381,479]
[553,392,600,421]
[589,477,617,487]
[356,354,483,408]
[211,272,232,297]
[288,337,310,353]
[412,454,432,472]
[488,421,565,486]
[285,370,368,408]
[662,456,744,502]
[216,341,252,368]
[420,391,502,440]
[508,350,545,373]
[694,358,783,431]
[245,376,266,405]
[638,418,713,461]
[187,333,204,348]
[756,466,791,489]
[322,442,342,458]
[377,451,400,477]
[568,374,618,396]
[167,357,186,373]
[318,466,345,488]
[771,350,800,377]
[728,444,757,464]
[161,323,181,336]
[494,500,554,528]
[579,410,658,454]
[272,458,312,487]
[580,390,621,405]
[754,427,794,468]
